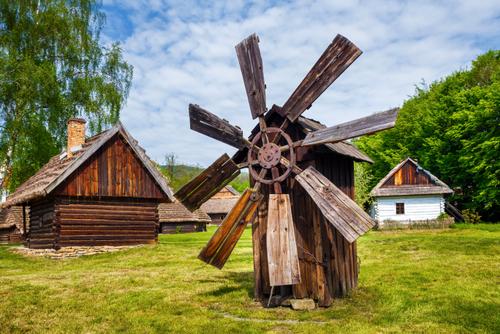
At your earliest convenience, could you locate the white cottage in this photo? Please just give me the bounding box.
[370,158,453,226]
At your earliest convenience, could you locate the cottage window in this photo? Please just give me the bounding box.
[396,202,405,215]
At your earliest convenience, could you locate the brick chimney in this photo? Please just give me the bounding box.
[67,118,86,158]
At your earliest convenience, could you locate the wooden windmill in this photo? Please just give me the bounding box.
[175,33,399,306]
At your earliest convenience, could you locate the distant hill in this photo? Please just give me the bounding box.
[160,164,249,193]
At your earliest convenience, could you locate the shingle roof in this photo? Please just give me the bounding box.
[296,117,373,163]
[158,202,211,223]
[201,197,239,214]
[370,157,453,197]
[200,186,240,214]
[3,122,174,208]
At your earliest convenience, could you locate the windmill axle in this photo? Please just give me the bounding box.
[258,143,281,169]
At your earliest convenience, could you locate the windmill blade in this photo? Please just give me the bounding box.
[301,108,399,146]
[266,194,301,286]
[199,189,261,269]
[281,34,362,122]
[189,104,247,149]
[235,33,266,119]
[295,166,375,243]
[175,154,240,211]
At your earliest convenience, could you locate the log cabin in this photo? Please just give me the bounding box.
[2,118,173,249]
[233,113,374,306]
[0,206,25,244]
[200,185,240,225]
[370,157,453,227]
[158,202,210,233]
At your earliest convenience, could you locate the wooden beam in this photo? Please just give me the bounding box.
[281,35,362,122]
[198,189,261,269]
[266,194,301,286]
[189,104,247,149]
[295,166,375,243]
[174,154,240,211]
[235,33,267,119]
[302,108,399,146]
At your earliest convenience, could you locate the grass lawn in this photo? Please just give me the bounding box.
[0,224,499,333]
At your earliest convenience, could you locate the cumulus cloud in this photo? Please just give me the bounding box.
[101,0,500,166]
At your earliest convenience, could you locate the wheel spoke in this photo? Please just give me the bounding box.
[280,145,290,152]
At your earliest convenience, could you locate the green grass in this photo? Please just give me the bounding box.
[0,225,499,333]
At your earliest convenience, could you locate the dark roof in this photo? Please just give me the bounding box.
[158,202,211,223]
[297,117,373,163]
[371,157,453,197]
[201,197,239,214]
[200,186,240,214]
[3,122,174,207]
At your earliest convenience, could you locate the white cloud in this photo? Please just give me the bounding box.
[102,0,500,166]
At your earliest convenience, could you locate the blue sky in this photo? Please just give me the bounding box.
[100,0,500,167]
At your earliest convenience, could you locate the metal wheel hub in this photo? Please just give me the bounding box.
[247,127,296,185]
[258,143,281,169]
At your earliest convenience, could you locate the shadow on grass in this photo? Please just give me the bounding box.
[202,271,254,299]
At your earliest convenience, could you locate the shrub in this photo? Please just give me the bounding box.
[462,209,481,224]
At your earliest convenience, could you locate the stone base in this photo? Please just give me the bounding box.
[10,245,142,259]
[289,299,316,310]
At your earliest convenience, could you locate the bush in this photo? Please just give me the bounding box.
[462,209,481,224]
[437,212,451,221]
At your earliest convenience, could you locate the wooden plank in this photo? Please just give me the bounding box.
[252,195,264,299]
[235,33,266,119]
[198,189,261,269]
[295,166,375,243]
[266,194,301,286]
[302,108,399,146]
[281,34,362,122]
[189,104,246,149]
[174,154,240,211]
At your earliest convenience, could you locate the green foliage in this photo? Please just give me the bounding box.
[0,226,499,332]
[229,173,250,193]
[355,51,500,221]
[354,162,373,209]
[462,209,482,224]
[437,212,451,221]
[0,0,133,192]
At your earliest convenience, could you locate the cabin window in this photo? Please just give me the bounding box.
[396,202,405,215]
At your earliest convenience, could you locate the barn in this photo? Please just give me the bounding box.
[158,202,211,233]
[2,118,173,249]
[200,185,240,225]
[370,157,453,226]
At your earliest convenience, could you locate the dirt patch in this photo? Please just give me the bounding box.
[10,245,142,259]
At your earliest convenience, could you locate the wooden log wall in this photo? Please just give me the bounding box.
[56,134,165,199]
[27,199,56,249]
[55,198,158,247]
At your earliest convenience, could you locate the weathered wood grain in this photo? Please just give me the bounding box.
[302,108,399,146]
[189,104,247,149]
[235,33,266,119]
[281,34,362,122]
[266,194,301,286]
[56,134,165,199]
[198,189,261,269]
[295,166,375,243]
[174,154,240,211]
